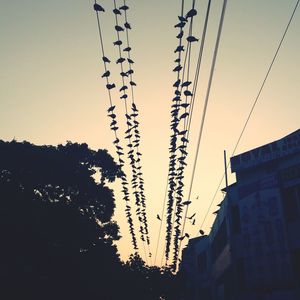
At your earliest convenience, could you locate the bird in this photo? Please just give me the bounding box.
[184,90,193,97]
[213,209,219,215]
[174,22,186,28]
[196,196,199,200]
[174,58,181,63]
[173,65,182,72]
[108,113,116,119]
[107,105,115,112]
[181,80,192,87]
[124,22,131,29]
[116,57,126,64]
[101,70,110,78]
[119,5,129,10]
[127,58,134,64]
[115,25,124,32]
[185,233,190,238]
[173,79,181,87]
[113,8,121,15]
[182,200,191,206]
[120,94,128,99]
[120,72,128,77]
[127,69,134,75]
[102,56,111,63]
[179,236,185,241]
[187,35,199,43]
[181,103,189,108]
[174,45,184,53]
[187,213,196,220]
[178,16,188,22]
[186,8,197,18]
[176,31,184,39]
[119,85,128,92]
[114,40,123,46]
[130,81,137,86]
[123,47,131,52]
[94,3,105,12]
[106,83,115,90]
[180,112,189,119]
[157,214,161,221]
[199,229,205,235]
[192,219,196,225]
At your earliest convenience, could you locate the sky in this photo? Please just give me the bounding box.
[1,0,299,265]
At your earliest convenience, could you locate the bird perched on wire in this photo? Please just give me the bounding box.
[114,40,123,46]
[113,8,121,15]
[199,229,205,235]
[102,56,111,63]
[182,200,191,206]
[94,3,105,12]
[119,5,129,11]
[176,31,184,39]
[157,214,161,221]
[116,57,126,64]
[192,219,196,225]
[186,8,197,18]
[124,22,131,29]
[115,25,124,32]
[101,70,110,78]
[106,83,115,90]
[187,35,199,43]
[174,45,184,53]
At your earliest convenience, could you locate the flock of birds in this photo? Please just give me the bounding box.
[93,0,207,269]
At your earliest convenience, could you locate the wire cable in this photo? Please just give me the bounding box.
[194,0,300,236]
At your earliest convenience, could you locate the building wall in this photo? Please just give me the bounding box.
[180,130,300,300]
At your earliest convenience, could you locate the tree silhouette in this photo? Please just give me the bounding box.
[0,140,183,300]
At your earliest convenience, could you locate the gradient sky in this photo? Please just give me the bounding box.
[1,0,299,265]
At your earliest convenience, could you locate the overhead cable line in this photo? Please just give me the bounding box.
[93,1,138,251]
[112,0,149,263]
[195,0,300,236]
[121,0,152,262]
[176,0,228,270]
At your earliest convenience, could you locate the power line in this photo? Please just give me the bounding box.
[195,0,300,236]
[176,0,228,269]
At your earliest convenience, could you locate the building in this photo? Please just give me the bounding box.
[180,129,300,300]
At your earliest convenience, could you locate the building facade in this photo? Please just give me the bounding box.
[180,129,300,300]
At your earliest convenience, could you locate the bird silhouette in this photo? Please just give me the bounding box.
[196,196,199,199]
[199,229,205,235]
[178,16,188,22]
[174,45,184,53]
[119,85,128,92]
[173,79,181,87]
[182,80,192,87]
[187,213,196,220]
[186,8,197,18]
[192,219,196,225]
[119,5,129,10]
[173,65,182,72]
[176,31,184,39]
[127,69,134,75]
[130,81,137,86]
[184,90,193,96]
[107,105,115,112]
[123,47,131,52]
[182,200,191,206]
[174,22,186,28]
[115,25,124,32]
[120,71,128,77]
[113,8,121,15]
[114,40,123,46]
[94,3,105,12]
[179,236,185,241]
[187,36,198,44]
[185,233,190,238]
[101,70,110,78]
[127,58,134,64]
[124,22,131,29]
[174,58,181,63]
[102,56,111,63]
[157,214,161,221]
[106,83,116,90]
[116,57,126,64]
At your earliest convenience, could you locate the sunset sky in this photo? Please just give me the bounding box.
[1,0,299,265]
